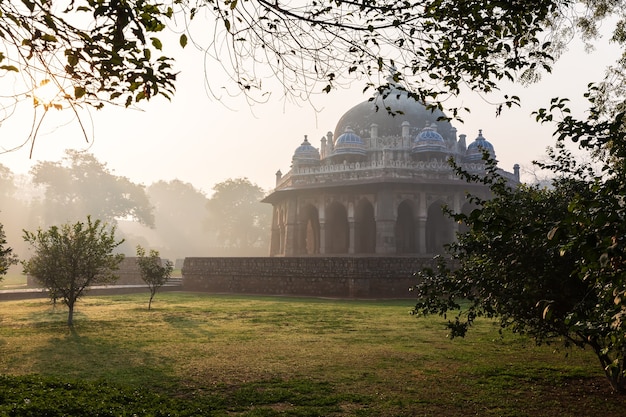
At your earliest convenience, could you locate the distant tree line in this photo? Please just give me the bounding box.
[0,150,271,266]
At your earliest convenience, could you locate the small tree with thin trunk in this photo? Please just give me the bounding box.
[136,245,173,310]
[22,217,124,326]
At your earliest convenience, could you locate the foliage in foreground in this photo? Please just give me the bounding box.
[3,0,624,135]
[22,217,125,326]
[413,119,626,393]
[136,245,173,310]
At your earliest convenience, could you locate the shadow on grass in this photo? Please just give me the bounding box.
[26,319,176,392]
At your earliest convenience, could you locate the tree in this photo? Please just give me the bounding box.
[412,115,626,393]
[22,216,125,326]
[136,245,173,310]
[30,150,153,227]
[206,178,270,253]
[0,222,18,277]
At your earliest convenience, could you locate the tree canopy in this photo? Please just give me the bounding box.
[206,177,270,253]
[136,245,173,310]
[22,216,125,326]
[2,0,624,129]
[30,150,153,227]
[412,89,626,393]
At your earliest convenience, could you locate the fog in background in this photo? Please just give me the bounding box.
[0,153,271,274]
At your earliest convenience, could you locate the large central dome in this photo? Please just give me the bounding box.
[333,89,455,142]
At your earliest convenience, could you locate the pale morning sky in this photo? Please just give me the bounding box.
[0,26,618,195]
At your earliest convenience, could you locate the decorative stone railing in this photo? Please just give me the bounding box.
[273,159,515,190]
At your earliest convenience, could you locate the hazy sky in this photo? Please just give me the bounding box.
[0,30,617,194]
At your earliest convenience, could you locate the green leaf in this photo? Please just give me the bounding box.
[179,34,188,48]
[0,65,18,72]
[74,86,86,99]
[151,37,162,50]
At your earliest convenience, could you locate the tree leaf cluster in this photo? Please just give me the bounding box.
[22,216,124,326]
[412,91,626,392]
[0,0,177,110]
[136,244,173,310]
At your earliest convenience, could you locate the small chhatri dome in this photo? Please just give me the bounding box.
[333,127,366,157]
[292,135,320,166]
[412,123,447,155]
[465,130,496,162]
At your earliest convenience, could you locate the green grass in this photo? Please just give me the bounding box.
[0,292,624,416]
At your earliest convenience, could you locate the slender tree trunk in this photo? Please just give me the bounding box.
[67,301,74,327]
[592,343,626,394]
[148,290,155,310]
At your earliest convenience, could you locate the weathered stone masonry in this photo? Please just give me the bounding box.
[182,257,439,298]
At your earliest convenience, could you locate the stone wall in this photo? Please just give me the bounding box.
[115,257,146,285]
[182,256,440,298]
[26,256,152,287]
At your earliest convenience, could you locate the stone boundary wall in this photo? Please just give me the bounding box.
[115,257,146,285]
[182,257,441,298]
[26,257,155,287]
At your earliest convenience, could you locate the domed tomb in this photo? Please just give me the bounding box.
[264,89,519,259]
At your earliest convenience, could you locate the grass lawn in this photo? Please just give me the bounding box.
[0,292,624,416]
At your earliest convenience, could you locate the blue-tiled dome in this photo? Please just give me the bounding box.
[412,123,447,155]
[292,136,320,166]
[465,130,496,162]
[333,127,366,157]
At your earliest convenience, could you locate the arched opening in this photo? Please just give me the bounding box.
[355,199,376,253]
[396,200,416,253]
[299,204,320,254]
[325,201,349,254]
[426,200,453,254]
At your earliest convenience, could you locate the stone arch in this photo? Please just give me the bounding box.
[355,199,376,254]
[396,200,417,253]
[426,200,454,254]
[325,201,349,254]
[299,204,320,254]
